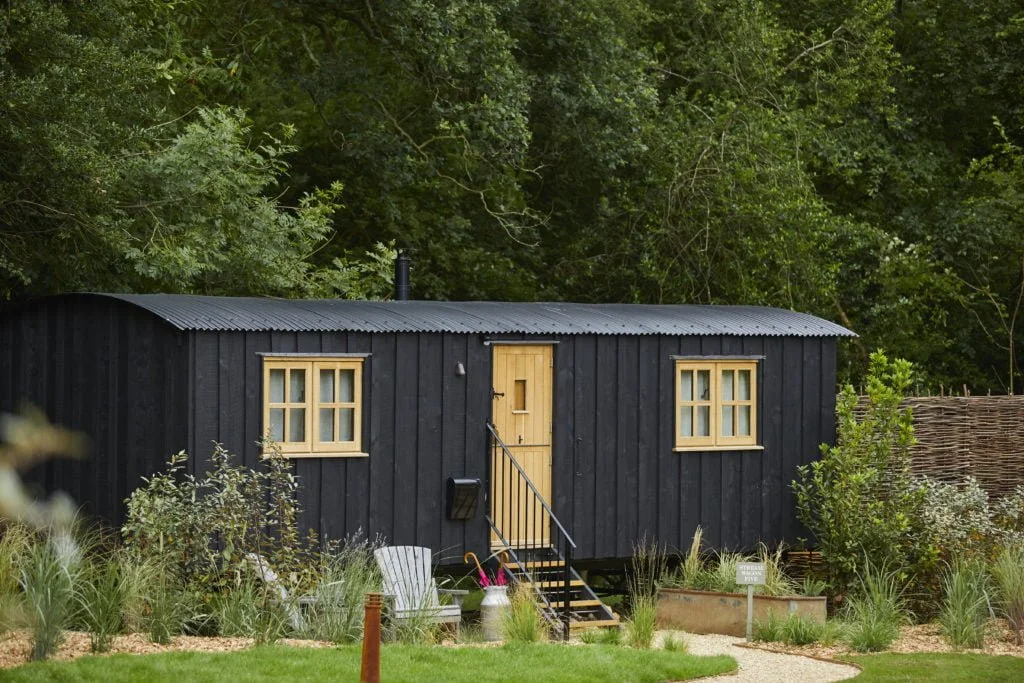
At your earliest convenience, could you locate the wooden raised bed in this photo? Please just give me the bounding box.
[655,588,826,638]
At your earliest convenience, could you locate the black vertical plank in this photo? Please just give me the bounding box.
[663,337,688,548]
[699,336,723,549]
[594,336,617,559]
[316,331,347,543]
[342,333,373,541]
[217,332,246,459]
[295,333,324,540]
[415,334,444,553]
[636,337,660,542]
[820,338,838,447]
[464,337,490,555]
[761,338,784,543]
[616,337,640,558]
[778,338,804,545]
[243,332,273,468]
[740,337,766,549]
[191,332,221,477]
[718,337,743,550]
[552,336,576,538]
[440,334,470,556]
[392,334,418,545]
[369,334,397,544]
[572,335,597,559]
[789,338,822,542]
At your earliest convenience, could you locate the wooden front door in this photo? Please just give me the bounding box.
[491,344,553,548]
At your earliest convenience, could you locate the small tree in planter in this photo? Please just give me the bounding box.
[792,352,940,608]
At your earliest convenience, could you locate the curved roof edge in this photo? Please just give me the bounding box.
[51,293,859,338]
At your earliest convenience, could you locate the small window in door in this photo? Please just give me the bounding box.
[513,379,527,412]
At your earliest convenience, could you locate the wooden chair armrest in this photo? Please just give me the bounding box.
[438,588,470,608]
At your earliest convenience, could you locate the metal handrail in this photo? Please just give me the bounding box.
[485,422,577,549]
[486,421,575,638]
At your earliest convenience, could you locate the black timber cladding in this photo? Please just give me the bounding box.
[1,293,851,562]
[103,294,856,337]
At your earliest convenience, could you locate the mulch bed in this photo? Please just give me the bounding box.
[0,630,333,670]
[750,620,1024,660]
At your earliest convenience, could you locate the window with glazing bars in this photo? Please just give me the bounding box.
[263,357,365,456]
[675,360,757,450]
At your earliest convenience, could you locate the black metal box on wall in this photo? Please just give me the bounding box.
[446,477,480,520]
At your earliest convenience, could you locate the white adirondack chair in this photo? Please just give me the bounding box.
[374,546,467,627]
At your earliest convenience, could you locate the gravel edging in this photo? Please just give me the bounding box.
[657,631,861,683]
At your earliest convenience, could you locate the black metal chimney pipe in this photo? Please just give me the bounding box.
[394,252,411,301]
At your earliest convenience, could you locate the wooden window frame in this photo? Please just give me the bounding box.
[263,356,366,458]
[674,359,759,451]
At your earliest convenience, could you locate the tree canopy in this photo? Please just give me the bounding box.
[2,0,1023,391]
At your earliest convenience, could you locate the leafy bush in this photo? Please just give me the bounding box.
[793,352,939,602]
[991,544,1024,645]
[122,443,319,596]
[921,479,1024,564]
[938,559,990,649]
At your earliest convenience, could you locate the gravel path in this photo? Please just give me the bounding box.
[656,631,860,682]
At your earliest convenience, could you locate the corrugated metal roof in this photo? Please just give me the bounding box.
[92,293,856,337]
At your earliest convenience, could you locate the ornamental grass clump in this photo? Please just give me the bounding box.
[20,535,77,660]
[502,583,546,643]
[625,536,665,649]
[74,551,126,653]
[304,536,382,644]
[991,544,1024,644]
[938,559,990,649]
[842,561,910,653]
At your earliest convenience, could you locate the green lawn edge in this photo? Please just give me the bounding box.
[0,642,737,683]
[842,652,1024,682]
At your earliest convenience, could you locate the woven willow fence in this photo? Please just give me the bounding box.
[862,395,1024,498]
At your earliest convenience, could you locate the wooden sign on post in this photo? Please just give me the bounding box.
[735,562,766,642]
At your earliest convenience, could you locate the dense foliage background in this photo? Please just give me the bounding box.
[2,0,1023,391]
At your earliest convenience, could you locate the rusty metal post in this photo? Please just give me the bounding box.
[360,592,383,683]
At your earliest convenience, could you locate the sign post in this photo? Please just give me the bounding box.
[735,562,766,642]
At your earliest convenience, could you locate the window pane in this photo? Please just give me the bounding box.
[738,370,751,401]
[269,369,285,403]
[289,369,306,402]
[289,408,305,442]
[697,406,710,436]
[269,408,285,441]
[320,369,335,403]
[679,406,693,437]
[697,370,711,401]
[339,407,355,442]
[738,405,751,436]
[339,369,355,402]
[722,370,734,401]
[514,379,527,411]
[319,408,335,442]
[679,370,693,401]
[721,406,734,436]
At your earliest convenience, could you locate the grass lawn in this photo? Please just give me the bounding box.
[0,642,735,682]
[846,653,1024,681]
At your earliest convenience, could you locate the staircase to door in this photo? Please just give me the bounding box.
[488,344,619,637]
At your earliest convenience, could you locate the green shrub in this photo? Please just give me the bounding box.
[939,559,990,649]
[793,353,939,603]
[212,576,289,644]
[991,544,1024,645]
[800,576,828,597]
[145,563,195,644]
[122,443,319,597]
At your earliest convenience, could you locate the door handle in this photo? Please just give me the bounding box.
[492,389,505,399]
